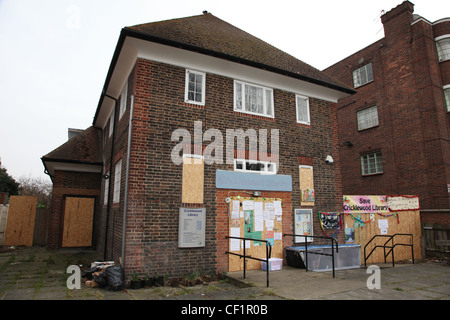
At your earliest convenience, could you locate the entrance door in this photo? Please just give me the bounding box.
[62,196,95,247]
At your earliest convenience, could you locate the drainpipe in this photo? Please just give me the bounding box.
[121,95,134,268]
[103,92,118,261]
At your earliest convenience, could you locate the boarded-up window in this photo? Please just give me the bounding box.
[182,155,204,204]
[62,197,95,247]
[299,165,314,206]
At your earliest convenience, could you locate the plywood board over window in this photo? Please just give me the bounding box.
[182,155,204,204]
[62,197,95,247]
[299,165,314,206]
[4,196,37,246]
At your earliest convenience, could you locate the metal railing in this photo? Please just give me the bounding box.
[283,234,339,278]
[364,233,414,268]
[225,236,272,287]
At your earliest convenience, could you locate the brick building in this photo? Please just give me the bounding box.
[324,2,450,238]
[42,13,354,277]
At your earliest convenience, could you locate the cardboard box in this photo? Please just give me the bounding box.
[85,279,98,288]
[261,258,283,271]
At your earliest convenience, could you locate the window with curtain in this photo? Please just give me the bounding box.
[185,70,206,105]
[234,80,274,117]
[113,159,122,203]
[357,106,379,130]
[296,94,310,125]
[444,86,450,112]
[436,36,450,62]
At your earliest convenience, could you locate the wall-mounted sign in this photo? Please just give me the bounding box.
[178,207,205,248]
[343,196,389,214]
[294,209,313,243]
[386,196,420,212]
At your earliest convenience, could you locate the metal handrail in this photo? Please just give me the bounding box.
[364,233,414,267]
[225,236,272,287]
[283,234,339,278]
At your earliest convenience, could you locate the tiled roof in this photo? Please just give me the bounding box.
[126,13,354,94]
[42,126,102,164]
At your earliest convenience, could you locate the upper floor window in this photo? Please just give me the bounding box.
[444,85,450,112]
[108,112,114,138]
[296,94,310,125]
[185,70,205,105]
[357,106,379,131]
[436,36,450,62]
[353,63,373,88]
[361,151,383,176]
[113,159,122,203]
[119,81,128,119]
[234,80,274,118]
[234,159,276,175]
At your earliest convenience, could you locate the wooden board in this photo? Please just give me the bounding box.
[4,196,37,246]
[228,197,283,272]
[62,197,95,247]
[182,157,204,204]
[299,166,314,206]
[344,210,422,264]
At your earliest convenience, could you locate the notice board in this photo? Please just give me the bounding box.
[228,197,283,272]
[343,195,422,264]
[178,207,205,248]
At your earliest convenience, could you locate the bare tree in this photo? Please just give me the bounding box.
[17,176,52,208]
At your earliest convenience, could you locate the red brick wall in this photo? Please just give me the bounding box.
[112,57,344,278]
[48,170,101,249]
[324,2,450,211]
[421,210,450,225]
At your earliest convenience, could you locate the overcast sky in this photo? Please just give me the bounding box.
[0,0,449,183]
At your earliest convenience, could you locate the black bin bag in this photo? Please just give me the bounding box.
[105,265,124,291]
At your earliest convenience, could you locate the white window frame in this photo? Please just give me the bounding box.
[296,94,310,125]
[234,158,277,175]
[119,81,128,119]
[361,152,383,176]
[353,63,374,88]
[234,80,274,118]
[113,159,122,203]
[357,106,379,131]
[182,153,204,164]
[185,69,206,106]
[444,85,450,112]
[436,35,450,62]
[108,111,114,137]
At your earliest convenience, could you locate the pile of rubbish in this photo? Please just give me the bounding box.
[82,261,124,291]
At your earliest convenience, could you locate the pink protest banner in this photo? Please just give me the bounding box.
[343,195,389,213]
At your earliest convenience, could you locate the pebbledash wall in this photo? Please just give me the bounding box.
[99,57,345,277]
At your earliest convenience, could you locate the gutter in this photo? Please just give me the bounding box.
[103,93,118,261]
[121,28,356,95]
